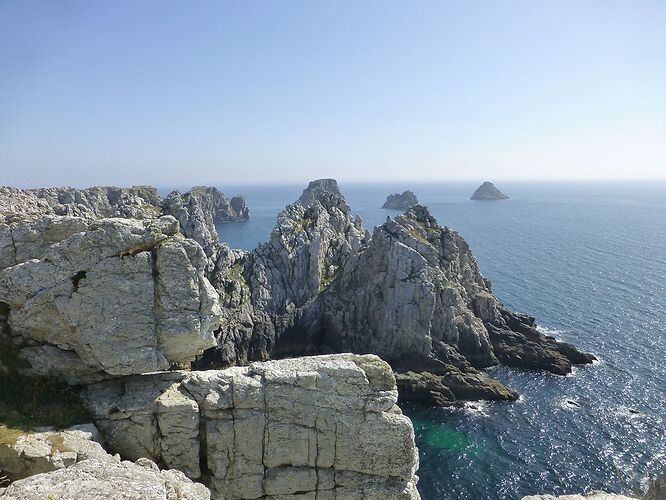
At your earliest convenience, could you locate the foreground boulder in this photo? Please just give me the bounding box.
[0,458,210,500]
[0,215,220,384]
[0,424,107,481]
[84,354,420,499]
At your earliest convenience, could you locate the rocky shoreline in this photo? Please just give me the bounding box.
[0,179,603,498]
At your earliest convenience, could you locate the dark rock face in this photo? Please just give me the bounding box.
[382,190,419,210]
[471,181,509,200]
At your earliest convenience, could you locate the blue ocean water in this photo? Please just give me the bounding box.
[211,181,666,500]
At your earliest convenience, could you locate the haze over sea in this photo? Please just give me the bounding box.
[162,180,666,500]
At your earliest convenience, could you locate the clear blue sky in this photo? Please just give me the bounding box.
[1,1,665,187]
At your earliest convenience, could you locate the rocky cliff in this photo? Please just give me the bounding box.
[0,215,220,384]
[470,181,509,200]
[198,179,594,406]
[0,183,421,499]
[382,191,419,210]
[84,354,419,499]
[0,185,248,225]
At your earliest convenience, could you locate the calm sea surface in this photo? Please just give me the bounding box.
[169,181,666,500]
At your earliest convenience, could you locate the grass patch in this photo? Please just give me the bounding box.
[0,425,24,447]
[406,226,431,245]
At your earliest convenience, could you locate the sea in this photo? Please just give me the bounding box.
[173,181,665,500]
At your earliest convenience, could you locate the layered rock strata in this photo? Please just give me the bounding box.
[84,354,420,499]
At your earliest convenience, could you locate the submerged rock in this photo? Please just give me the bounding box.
[471,181,509,200]
[383,190,419,210]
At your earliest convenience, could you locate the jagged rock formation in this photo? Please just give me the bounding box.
[197,180,593,406]
[0,185,162,222]
[195,179,369,369]
[0,215,220,384]
[471,181,509,200]
[0,185,248,225]
[84,354,420,499]
[643,470,666,500]
[0,457,211,500]
[382,191,419,210]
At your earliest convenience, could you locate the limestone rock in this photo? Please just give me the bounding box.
[470,181,509,200]
[0,458,211,500]
[0,424,109,481]
[0,186,161,223]
[84,354,420,500]
[382,191,419,210]
[0,215,220,383]
[195,181,593,406]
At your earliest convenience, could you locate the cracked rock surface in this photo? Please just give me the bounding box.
[0,215,220,383]
[0,457,211,500]
[84,353,420,500]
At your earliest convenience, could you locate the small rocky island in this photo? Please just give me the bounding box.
[471,181,509,200]
[382,190,419,209]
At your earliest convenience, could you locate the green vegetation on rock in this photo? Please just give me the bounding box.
[0,373,91,431]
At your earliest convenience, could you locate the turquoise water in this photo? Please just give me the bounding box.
[201,181,665,500]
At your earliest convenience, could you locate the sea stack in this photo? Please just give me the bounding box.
[471,181,509,200]
[382,190,418,209]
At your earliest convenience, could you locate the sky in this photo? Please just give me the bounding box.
[1,0,665,187]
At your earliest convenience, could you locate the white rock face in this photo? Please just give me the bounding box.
[0,215,220,383]
[0,424,109,481]
[84,354,421,500]
[0,457,210,500]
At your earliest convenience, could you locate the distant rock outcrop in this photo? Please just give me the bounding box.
[383,190,419,210]
[471,181,509,200]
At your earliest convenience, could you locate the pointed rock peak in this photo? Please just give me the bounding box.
[298,178,345,208]
[471,182,509,200]
[403,204,438,227]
